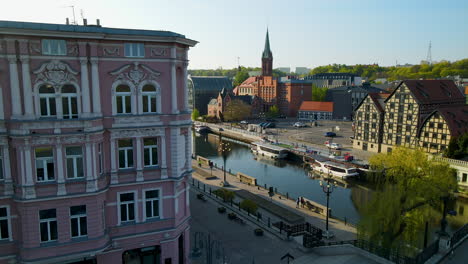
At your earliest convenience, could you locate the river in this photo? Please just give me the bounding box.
[193,132,467,238]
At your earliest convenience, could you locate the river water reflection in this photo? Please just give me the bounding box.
[193,132,467,235]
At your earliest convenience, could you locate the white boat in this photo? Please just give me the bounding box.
[311,160,359,180]
[251,142,288,159]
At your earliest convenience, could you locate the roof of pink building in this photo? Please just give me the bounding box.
[299,101,333,112]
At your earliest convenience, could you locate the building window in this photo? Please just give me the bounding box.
[423,142,428,148]
[438,123,444,129]
[116,85,132,114]
[144,138,158,167]
[405,136,411,143]
[39,85,57,117]
[390,103,395,109]
[424,132,429,137]
[70,205,87,238]
[406,125,411,131]
[119,192,135,223]
[441,134,447,140]
[372,113,377,119]
[42,39,66,56]
[463,173,467,182]
[35,148,55,182]
[365,113,369,120]
[66,146,84,179]
[118,140,134,169]
[39,209,57,242]
[407,114,412,121]
[142,85,157,113]
[98,143,103,174]
[432,133,438,139]
[0,206,10,240]
[396,136,401,145]
[408,104,413,110]
[388,124,393,130]
[0,150,3,181]
[430,144,438,149]
[371,123,376,129]
[365,105,370,111]
[144,189,160,219]
[124,43,145,57]
[397,125,402,133]
[429,122,434,128]
[389,113,394,119]
[62,85,78,119]
[371,132,376,139]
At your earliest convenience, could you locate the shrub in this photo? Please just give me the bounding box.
[240,199,258,215]
[254,228,264,236]
[218,207,226,213]
[212,188,235,202]
[228,212,237,220]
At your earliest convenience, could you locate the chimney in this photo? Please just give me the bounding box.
[96,19,100,26]
[66,18,69,25]
[83,18,87,26]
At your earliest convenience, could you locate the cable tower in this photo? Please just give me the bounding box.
[426,41,432,65]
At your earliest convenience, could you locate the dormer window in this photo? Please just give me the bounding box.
[42,39,67,55]
[124,43,145,57]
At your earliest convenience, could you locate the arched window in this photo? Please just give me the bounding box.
[116,85,132,114]
[39,85,56,117]
[62,85,78,119]
[142,85,157,113]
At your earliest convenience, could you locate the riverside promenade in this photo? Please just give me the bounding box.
[191,159,357,242]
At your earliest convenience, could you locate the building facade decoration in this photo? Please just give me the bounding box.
[151,47,167,57]
[0,20,197,264]
[103,47,120,56]
[33,60,79,88]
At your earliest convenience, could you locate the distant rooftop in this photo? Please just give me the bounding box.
[0,20,196,43]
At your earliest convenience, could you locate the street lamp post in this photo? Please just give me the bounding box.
[320,169,336,239]
[218,135,231,187]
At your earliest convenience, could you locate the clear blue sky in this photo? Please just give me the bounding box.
[1,0,467,69]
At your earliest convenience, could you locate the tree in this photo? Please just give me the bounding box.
[266,105,280,118]
[233,68,250,87]
[311,85,328,101]
[191,108,200,121]
[359,147,457,251]
[240,199,258,215]
[444,132,468,159]
[213,188,235,202]
[223,99,251,121]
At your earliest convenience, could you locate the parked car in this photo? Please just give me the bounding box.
[259,122,267,127]
[293,122,306,128]
[325,142,342,149]
[218,127,224,131]
[240,120,249,124]
[324,132,336,137]
[264,122,276,128]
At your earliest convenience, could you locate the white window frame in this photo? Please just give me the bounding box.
[0,205,12,241]
[143,138,158,167]
[39,88,56,117]
[42,39,67,56]
[62,87,78,119]
[117,191,137,225]
[118,140,134,169]
[124,43,145,58]
[66,146,84,179]
[116,86,132,114]
[39,209,57,243]
[35,148,55,182]
[143,188,162,221]
[142,88,158,113]
[70,205,87,238]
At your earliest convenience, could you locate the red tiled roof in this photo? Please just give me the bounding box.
[465,86,468,95]
[299,101,333,112]
[238,76,258,87]
[398,80,465,104]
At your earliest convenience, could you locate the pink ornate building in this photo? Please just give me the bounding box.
[0,20,196,264]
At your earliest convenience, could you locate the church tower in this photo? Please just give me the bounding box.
[262,29,273,76]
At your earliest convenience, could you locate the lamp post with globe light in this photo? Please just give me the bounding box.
[320,168,336,239]
[218,136,231,187]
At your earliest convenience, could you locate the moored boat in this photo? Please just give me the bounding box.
[311,159,359,180]
[251,142,288,159]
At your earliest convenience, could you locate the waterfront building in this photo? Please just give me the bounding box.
[354,80,467,154]
[187,76,232,115]
[0,20,196,263]
[352,93,390,152]
[207,88,259,119]
[234,30,313,117]
[324,83,387,120]
[297,101,334,121]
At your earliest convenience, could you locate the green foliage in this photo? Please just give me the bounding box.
[311,85,328,101]
[307,59,468,82]
[240,199,258,215]
[444,132,468,159]
[223,99,252,121]
[188,66,287,82]
[360,147,457,250]
[212,188,235,202]
[191,108,200,121]
[233,68,250,87]
[266,105,280,118]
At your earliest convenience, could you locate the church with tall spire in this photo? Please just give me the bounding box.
[262,29,273,76]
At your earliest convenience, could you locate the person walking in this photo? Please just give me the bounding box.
[296,197,300,208]
[301,197,305,208]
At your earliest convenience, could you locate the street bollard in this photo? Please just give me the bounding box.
[275,187,277,193]
[229,169,231,174]
[345,217,347,226]
[286,192,289,199]
[192,178,194,185]
[257,186,260,190]
[197,181,200,188]
[264,184,267,189]
[203,184,206,192]
[209,187,212,195]
[268,217,271,228]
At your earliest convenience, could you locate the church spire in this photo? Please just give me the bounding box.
[261,28,273,76]
[262,28,272,59]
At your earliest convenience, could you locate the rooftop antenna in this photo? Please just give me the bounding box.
[426,41,432,65]
[80,9,85,20]
[68,6,77,25]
